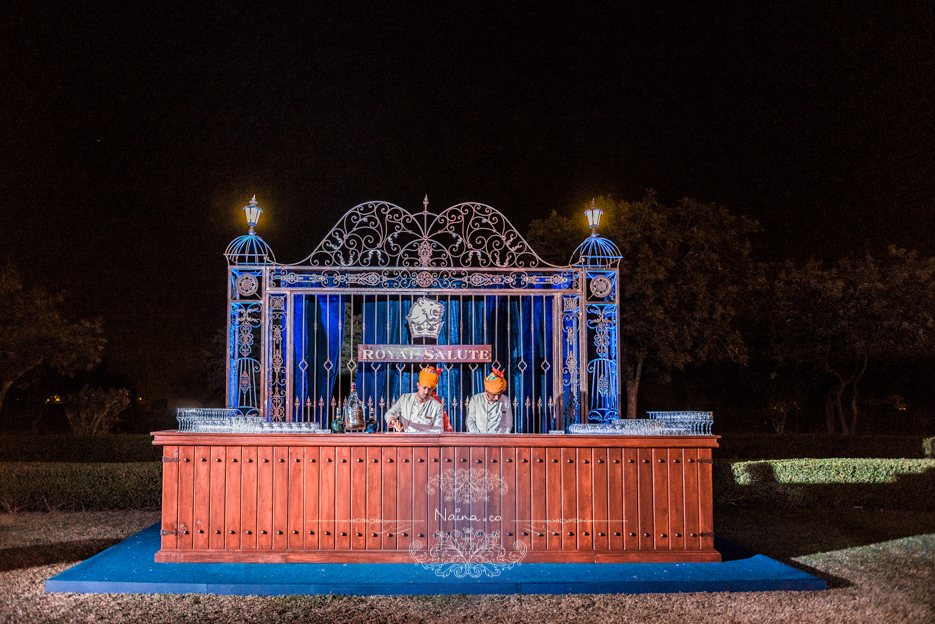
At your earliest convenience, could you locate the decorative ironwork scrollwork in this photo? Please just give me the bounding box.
[235,273,259,297]
[269,267,578,291]
[268,296,287,421]
[302,201,556,268]
[589,275,612,299]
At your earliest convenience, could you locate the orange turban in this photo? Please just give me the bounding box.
[418,366,440,388]
[483,368,507,394]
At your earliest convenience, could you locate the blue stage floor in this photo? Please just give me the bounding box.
[45,524,826,596]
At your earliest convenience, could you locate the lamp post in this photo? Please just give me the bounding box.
[243,195,263,235]
[585,198,603,237]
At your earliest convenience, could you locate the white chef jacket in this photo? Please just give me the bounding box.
[384,392,445,432]
[466,393,513,433]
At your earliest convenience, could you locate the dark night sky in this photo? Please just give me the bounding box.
[2,3,934,400]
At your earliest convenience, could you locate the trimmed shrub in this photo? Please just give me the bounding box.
[0,434,161,463]
[714,458,935,511]
[924,437,934,459]
[714,433,927,460]
[0,462,162,511]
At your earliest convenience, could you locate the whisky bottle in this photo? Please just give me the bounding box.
[344,383,365,430]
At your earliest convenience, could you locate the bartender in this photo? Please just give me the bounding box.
[384,366,451,432]
[466,368,513,433]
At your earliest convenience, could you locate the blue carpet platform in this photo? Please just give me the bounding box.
[46,524,826,596]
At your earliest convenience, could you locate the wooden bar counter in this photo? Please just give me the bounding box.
[152,432,720,563]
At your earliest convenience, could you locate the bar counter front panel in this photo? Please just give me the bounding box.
[152,432,720,563]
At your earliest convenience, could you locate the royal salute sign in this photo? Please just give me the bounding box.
[357,297,493,363]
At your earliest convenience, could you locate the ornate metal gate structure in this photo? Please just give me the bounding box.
[225,198,621,431]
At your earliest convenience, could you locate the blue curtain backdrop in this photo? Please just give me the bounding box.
[304,295,345,418]
[293,293,555,432]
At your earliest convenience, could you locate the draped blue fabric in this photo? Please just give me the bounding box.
[535,296,555,431]
[467,299,486,401]
[311,295,345,417]
[387,298,412,403]
[293,293,556,432]
[358,297,384,415]
[291,294,306,421]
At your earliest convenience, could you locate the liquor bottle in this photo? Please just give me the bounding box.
[330,410,345,433]
[344,383,365,430]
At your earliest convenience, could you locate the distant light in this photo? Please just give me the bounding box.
[585,198,603,234]
[242,195,263,235]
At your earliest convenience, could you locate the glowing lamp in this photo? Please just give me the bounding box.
[243,195,263,234]
[585,198,603,234]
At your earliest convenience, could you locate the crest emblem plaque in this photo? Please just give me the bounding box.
[406,297,445,340]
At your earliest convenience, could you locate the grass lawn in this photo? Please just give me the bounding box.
[0,506,932,623]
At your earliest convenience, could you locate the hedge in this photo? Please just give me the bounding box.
[0,463,162,512]
[714,433,928,460]
[713,458,935,511]
[0,458,932,513]
[0,434,161,463]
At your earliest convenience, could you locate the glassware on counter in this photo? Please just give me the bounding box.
[566,412,714,435]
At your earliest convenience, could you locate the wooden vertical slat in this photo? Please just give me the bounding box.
[683,448,700,549]
[530,446,546,550]
[304,446,320,550]
[623,448,639,550]
[468,446,486,535]
[209,446,227,549]
[381,447,397,550]
[257,446,274,550]
[319,446,336,550]
[272,446,289,550]
[698,447,715,552]
[576,448,594,550]
[366,446,383,549]
[334,446,352,550]
[427,446,442,549]
[515,447,531,547]
[350,446,367,550]
[546,446,562,550]
[288,446,305,550]
[637,447,654,550]
[442,446,460,539]
[225,446,242,550]
[561,447,578,550]
[607,448,623,550]
[412,446,429,546]
[396,446,413,551]
[161,446,179,550]
[192,445,211,550]
[500,446,517,549]
[178,446,195,550]
[240,446,257,550]
[668,449,685,551]
[652,448,669,550]
[485,447,501,543]
[592,448,608,550]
